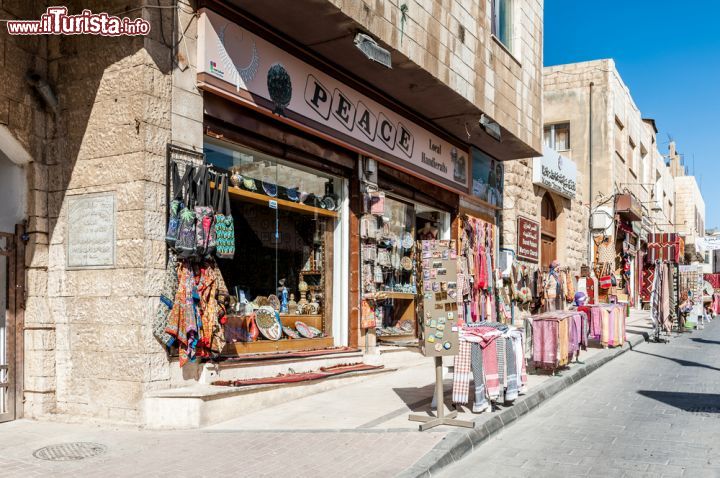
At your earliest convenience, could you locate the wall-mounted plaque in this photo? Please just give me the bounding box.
[67,193,116,269]
[517,216,540,263]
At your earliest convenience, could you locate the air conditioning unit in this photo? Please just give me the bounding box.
[591,207,613,232]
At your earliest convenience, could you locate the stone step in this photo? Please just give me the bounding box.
[144,365,394,429]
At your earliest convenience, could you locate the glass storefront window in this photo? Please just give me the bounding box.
[204,137,345,350]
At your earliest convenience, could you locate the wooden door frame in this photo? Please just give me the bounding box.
[0,224,25,423]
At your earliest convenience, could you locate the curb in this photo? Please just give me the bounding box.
[397,329,648,478]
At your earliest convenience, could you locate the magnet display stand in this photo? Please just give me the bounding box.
[409,240,474,431]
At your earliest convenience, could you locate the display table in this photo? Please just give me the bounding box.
[528,311,588,372]
[578,303,626,348]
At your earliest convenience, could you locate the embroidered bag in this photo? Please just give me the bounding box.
[194,166,215,258]
[153,253,178,348]
[165,162,192,249]
[213,173,235,260]
[175,165,198,259]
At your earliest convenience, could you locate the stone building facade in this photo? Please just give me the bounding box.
[1,0,544,426]
[669,143,705,259]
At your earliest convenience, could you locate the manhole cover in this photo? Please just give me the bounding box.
[33,442,107,461]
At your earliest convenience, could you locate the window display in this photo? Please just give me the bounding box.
[204,138,345,353]
[360,192,450,340]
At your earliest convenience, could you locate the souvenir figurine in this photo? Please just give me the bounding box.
[279,279,289,313]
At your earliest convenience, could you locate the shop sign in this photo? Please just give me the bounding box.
[615,194,642,222]
[197,10,470,192]
[66,192,116,269]
[696,236,720,251]
[517,216,539,263]
[532,146,577,199]
[471,149,503,207]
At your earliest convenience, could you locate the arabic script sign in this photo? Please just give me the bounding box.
[517,216,540,263]
[532,146,577,199]
[67,193,116,268]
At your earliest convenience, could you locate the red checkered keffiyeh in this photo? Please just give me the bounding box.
[452,340,472,404]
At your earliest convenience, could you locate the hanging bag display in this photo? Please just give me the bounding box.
[165,162,192,249]
[194,166,215,258]
[175,165,198,259]
[599,264,613,290]
[214,173,236,260]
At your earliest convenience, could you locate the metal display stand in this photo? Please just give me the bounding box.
[409,240,474,431]
[409,356,474,431]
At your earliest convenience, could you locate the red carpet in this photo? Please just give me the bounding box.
[213,363,384,387]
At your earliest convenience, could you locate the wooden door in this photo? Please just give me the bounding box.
[0,226,24,423]
[540,193,557,267]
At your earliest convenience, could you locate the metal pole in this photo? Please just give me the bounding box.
[587,82,594,267]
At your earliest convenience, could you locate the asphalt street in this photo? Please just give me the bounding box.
[439,319,720,478]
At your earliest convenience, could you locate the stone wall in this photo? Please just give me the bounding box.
[331,0,543,153]
[500,158,589,272]
[2,0,177,424]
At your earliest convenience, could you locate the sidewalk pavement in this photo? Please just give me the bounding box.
[0,309,654,478]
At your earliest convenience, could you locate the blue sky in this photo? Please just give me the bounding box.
[544,0,720,229]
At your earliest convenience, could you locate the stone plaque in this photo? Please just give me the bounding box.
[67,193,116,268]
[517,216,540,263]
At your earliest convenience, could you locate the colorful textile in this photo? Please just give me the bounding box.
[452,340,472,404]
[483,338,501,398]
[642,265,655,303]
[704,273,720,291]
[532,319,559,369]
[471,343,488,411]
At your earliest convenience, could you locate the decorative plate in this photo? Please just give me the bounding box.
[262,181,278,197]
[400,256,413,271]
[283,326,301,339]
[242,177,257,191]
[321,196,336,210]
[399,320,414,333]
[286,187,299,202]
[255,296,270,307]
[402,232,414,249]
[308,325,323,337]
[268,294,281,311]
[295,321,314,338]
[256,306,282,341]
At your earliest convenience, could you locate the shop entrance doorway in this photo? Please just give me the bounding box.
[540,193,557,268]
[0,227,23,423]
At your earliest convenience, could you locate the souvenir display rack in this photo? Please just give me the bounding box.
[359,193,419,341]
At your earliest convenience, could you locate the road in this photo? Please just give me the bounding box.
[439,319,720,478]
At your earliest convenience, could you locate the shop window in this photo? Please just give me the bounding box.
[543,123,570,151]
[204,138,346,352]
[614,117,625,161]
[359,194,450,340]
[491,0,513,51]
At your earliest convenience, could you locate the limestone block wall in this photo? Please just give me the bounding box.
[2,0,179,424]
[331,0,543,153]
[0,1,52,418]
[500,158,589,272]
[674,175,705,245]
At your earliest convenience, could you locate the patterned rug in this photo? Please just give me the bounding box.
[213,363,385,387]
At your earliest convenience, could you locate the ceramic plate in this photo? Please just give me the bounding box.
[283,326,301,339]
[307,325,323,337]
[402,232,414,249]
[295,321,314,339]
[256,307,282,341]
[268,294,281,311]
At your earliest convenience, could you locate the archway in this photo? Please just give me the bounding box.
[540,192,557,268]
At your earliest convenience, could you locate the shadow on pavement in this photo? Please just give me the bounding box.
[632,349,720,372]
[637,390,720,412]
[690,338,720,346]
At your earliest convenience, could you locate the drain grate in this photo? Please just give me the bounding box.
[33,442,107,461]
